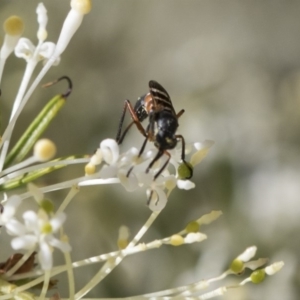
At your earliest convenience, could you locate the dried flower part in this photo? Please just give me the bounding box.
[49,292,60,300]
[3,16,24,36]
[0,252,36,275]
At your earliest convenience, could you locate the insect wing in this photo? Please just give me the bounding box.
[149,80,176,114]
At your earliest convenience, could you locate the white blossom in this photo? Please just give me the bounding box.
[10,209,71,270]
[0,195,21,227]
[83,138,214,208]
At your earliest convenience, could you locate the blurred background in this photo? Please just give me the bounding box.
[1,1,300,299]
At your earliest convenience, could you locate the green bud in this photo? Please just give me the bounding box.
[250,269,265,284]
[40,199,54,213]
[185,221,200,233]
[178,162,193,180]
[230,259,244,274]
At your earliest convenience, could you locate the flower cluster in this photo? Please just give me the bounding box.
[0,187,70,271]
[83,138,214,211]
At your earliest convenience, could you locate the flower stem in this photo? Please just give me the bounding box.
[74,211,161,300]
[38,269,50,300]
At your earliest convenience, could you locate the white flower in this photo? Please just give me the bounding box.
[10,209,71,270]
[0,195,21,227]
[14,38,59,65]
[14,3,60,65]
[145,175,177,212]
[177,179,195,190]
[84,138,213,209]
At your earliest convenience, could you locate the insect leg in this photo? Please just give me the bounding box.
[126,125,150,177]
[176,109,185,119]
[176,134,193,179]
[116,99,147,144]
[145,149,166,177]
[117,121,135,144]
[153,150,171,180]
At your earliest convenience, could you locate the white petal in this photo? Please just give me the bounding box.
[1,196,20,222]
[90,149,102,165]
[190,140,215,167]
[39,241,53,270]
[265,261,284,275]
[118,147,139,168]
[11,235,37,250]
[100,139,119,165]
[48,237,72,252]
[5,195,22,210]
[6,219,27,236]
[36,3,48,30]
[39,42,55,59]
[1,206,16,222]
[147,188,167,212]
[99,165,118,179]
[23,211,39,231]
[54,8,84,57]
[137,172,153,186]
[237,246,257,262]
[177,180,195,190]
[118,170,139,192]
[194,140,215,151]
[14,38,35,60]
[245,258,268,270]
[45,55,60,66]
[184,232,207,243]
[197,210,223,225]
[50,212,66,232]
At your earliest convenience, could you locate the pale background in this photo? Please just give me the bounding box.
[1,1,300,299]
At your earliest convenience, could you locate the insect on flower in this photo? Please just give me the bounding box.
[116,80,193,180]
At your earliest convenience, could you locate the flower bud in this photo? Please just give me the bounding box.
[250,269,265,284]
[4,16,24,36]
[34,139,56,161]
[85,163,96,175]
[230,259,244,274]
[177,161,193,180]
[71,0,92,14]
[170,234,184,246]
